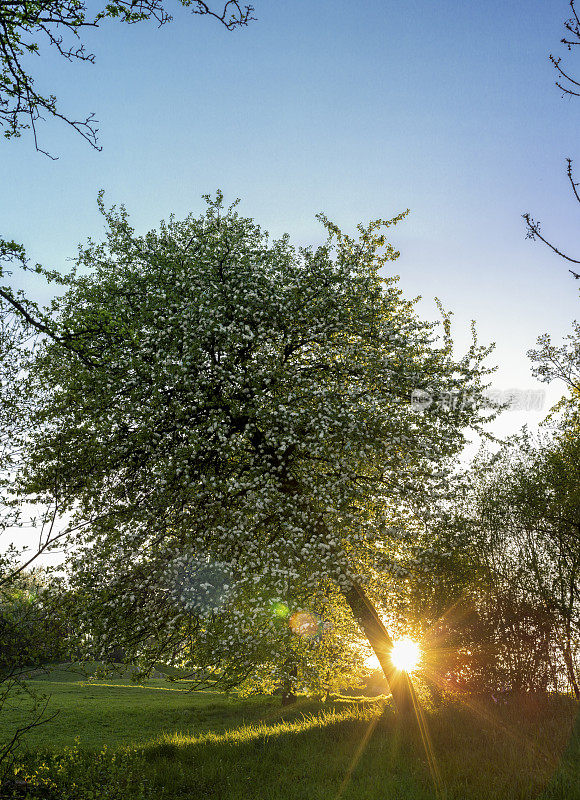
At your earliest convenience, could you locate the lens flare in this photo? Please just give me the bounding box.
[269,600,290,618]
[289,611,319,639]
[390,638,421,672]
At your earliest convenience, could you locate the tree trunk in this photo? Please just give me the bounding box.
[342,581,412,712]
[276,474,413,713]
[280,661,298,706]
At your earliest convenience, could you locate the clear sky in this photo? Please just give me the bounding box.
[2,0,580,446]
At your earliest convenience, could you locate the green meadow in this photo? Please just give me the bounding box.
[3,666,580,800]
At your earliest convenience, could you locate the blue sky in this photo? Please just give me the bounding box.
[2,0,580,442]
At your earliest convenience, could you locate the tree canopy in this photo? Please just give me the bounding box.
[19,192,494,703]
[463,430,580,698]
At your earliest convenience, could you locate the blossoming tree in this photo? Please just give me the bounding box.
[20,192,494,709]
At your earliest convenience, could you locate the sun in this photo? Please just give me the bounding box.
[390,638,421,673]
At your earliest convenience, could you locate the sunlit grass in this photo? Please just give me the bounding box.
[132,693,580,800]
[143,704,376,753]
[5,667,580,799]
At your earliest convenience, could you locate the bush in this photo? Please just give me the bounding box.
[4,744,159,800]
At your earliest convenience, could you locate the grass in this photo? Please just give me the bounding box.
[4,663,278,750]
[3,665,580,799]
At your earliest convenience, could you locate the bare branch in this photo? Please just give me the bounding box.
[0,1,256,155]
[522,211,580,266]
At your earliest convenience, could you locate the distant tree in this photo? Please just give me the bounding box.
[528,321,580,390]
[424,585,557,697]
[0,570,70,668]
[17,192,494,711]
[0,569,69,780]
[0,0,255,157]
[467,432,580,699]
[528,320,580,428]
[391,495,558,698]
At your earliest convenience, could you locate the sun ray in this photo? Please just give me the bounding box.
[408,674,444,798]
[420,664,561,769]
[334,699,387,800]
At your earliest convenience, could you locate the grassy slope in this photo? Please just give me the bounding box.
[5,666,580,800]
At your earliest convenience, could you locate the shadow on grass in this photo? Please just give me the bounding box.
[137,695,580,800]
